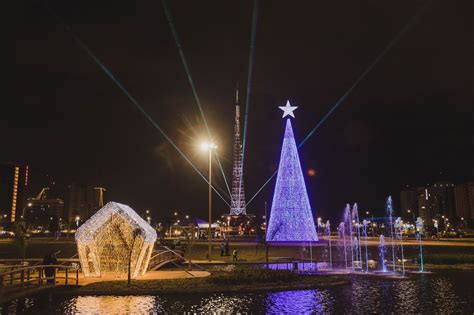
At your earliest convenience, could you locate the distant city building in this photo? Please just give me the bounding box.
[454,182,474,220]
[0,161,28,226]
[417,187,430,224]
[25,196,64,232]
[429,182,456,219]
[402,181,461,226]
[64,184,105,224]
[400,187,418,218]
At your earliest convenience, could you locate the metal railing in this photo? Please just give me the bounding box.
[148,249,185,271]
[0,264,80,295]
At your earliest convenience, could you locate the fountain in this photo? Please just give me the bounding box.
[343,204,354,270]
[352,203,363,270]
[326,220,332,270]
[416,217,425,272]
[386,196,397,272]
[379,234,387,272]
[362,219,369,272]
[338,222,348,271]
[395,217,405,276]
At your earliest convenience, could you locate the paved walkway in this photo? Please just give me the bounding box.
[185,259,226,264]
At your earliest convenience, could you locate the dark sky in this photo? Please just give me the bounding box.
[10,0,473,222]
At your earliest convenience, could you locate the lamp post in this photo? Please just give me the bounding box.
[407,210,416,237]
[201,141,217,262]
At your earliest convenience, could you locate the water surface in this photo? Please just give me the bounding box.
[2,271,473,313]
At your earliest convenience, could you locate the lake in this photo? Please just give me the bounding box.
[2,270,474,313]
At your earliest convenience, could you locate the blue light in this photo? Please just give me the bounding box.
[266,119,318,242]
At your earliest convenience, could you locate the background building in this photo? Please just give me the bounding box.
[429,182,456,219]
[401,181,470,228]
[400,187,418,219]
[25,194,64,232]
[454,182,474,220]
[63,184,105,225]
[0,161,28,228]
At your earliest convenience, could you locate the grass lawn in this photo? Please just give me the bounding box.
[76,269,348,294]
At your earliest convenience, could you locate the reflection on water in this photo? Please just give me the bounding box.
[2,271,474,314]
[267,289,332,313]
[64,296,159,314]
[188,294,256,313]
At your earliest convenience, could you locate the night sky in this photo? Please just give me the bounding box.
[10,1,473,222]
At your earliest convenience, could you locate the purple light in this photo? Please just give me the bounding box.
[266,119,318,242]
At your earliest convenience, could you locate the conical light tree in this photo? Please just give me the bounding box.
[266,101,318,242]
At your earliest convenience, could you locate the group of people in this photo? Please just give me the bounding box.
[220,241,238,261]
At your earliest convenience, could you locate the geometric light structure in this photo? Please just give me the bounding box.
[230,88,247,215]
[75,202,157,278]
[266,103,318,242]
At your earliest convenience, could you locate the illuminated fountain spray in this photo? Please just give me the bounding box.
[326,220,332,270]
[362,219,369,272]
[416,217,425,272]
[338,222,348,271]
[395,217,405,276]
[343,204,354,270]
[386,196,396,272]
[352,203,363,270]
[379,235,387,272]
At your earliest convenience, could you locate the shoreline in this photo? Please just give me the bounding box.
[70,279,350,296]
[1,274,349,303]
[3,263,474,304]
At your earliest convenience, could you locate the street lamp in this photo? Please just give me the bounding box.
[407,209,415,224]
[201,141,217,262]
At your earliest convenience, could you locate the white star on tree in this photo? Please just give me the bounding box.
[279,100,298,118]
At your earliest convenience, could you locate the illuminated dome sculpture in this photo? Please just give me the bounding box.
[75,202,157,278]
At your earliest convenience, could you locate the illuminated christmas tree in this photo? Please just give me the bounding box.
[266,101,318,242]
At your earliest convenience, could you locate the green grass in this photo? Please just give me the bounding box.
[424,254,474,265]
[0,238,77,259]
[77,269,346,294]
[209,268,298,285]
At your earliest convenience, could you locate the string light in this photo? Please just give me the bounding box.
[266,117,318,242]
[75,202,157,278]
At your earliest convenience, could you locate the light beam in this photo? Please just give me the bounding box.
[247,0,432,207]
[161,0,233,200]
[47,7,230,207]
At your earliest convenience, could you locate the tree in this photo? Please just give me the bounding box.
[128,228,142,285]
[14,219,29,264]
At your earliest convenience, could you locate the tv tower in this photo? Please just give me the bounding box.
[230,87,246,215]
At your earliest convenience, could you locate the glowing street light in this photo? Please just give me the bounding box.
[201,141,217,262]
[75,215,80,227]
